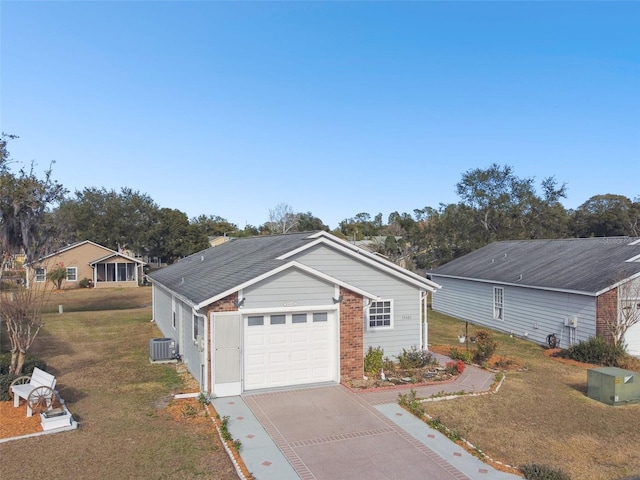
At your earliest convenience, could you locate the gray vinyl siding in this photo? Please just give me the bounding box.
[243,269,335,309]
[292,244,423,358]
[432,277,596,349]
[152,283,203,385]
[174,297,202,385]
[152,284,174,339]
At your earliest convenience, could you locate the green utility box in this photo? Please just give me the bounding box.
[587,367,640,406]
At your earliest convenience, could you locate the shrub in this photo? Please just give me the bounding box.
[364,346,384,375]
[520,464,571,480]
[559,336,626,366]
[0,374,19,401]
[0,352,46,375]
[396,346,436,369]
[79,278,93,288]
[473,329,499,363]
[448,347,473,363]
[444,361,459,375]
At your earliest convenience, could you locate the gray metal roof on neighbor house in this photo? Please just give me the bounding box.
[428,237,640,295]
[149,231,439,308]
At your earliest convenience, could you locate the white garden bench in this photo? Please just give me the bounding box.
[10,367,57,417]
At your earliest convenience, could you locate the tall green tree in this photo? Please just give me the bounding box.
[55,187,158,252]
[296,212,329,232]
[455,163,568,243]
[147,208,209,264]
[571,194,640,237]
[0,134,67,266]
[191,214,238,237]
[0,133,65,374]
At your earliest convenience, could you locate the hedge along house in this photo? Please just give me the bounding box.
[25,240,146,289]
[428,237,640,355]
[148,231,440,397]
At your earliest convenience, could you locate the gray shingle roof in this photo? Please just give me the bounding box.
[428,237,640,295]
[148,232,316,306]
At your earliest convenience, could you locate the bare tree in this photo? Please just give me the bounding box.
[1,282,50,374]
[605,277,640,350]
[268,202,299,234]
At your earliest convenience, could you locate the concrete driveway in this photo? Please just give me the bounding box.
[214,375,522,479]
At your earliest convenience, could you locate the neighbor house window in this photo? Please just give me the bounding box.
[66,267,77,281]
[367,300,393,329]
[493,287,504,320]
[35,268,46,283]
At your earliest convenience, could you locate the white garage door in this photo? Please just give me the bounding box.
[625,322,640,357]
[244,311,337,391]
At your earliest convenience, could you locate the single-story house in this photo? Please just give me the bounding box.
[148,231,440,397]
[428,237,640,355]
[26,240,146,289]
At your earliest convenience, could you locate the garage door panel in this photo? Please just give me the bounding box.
[246,334,265,347]
[269,351,288,364]
[290,350,309,362]
[290,331,309,343]
[312,349,328,360]
[246,352,266,366]
[267,332,285,344]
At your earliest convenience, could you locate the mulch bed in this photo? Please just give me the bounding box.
[0,401,42,439]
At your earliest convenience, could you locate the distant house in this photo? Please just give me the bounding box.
[149,231,440,397]
[26,241,146,289]
[428,237,640,355]
[208,235,232,248]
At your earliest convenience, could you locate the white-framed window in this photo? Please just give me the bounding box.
[493,287,504,320]
[66,267,77,281]
[35,268,46,283]
[367,300,393,330]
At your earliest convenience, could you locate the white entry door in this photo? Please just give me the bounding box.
[244,311,337,391]
[213,313,242,397]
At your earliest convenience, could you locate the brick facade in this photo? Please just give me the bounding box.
[596,288,617,344]
[339,286,364,382]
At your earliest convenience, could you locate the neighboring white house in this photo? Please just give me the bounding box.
[428,237,640,355]
[148,231,440,397]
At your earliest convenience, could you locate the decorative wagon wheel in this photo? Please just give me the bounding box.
[27,386,55,413]
[8,376,31,399]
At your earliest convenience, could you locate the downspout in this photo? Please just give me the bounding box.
[193,309,208,393]
[421,291,429,350]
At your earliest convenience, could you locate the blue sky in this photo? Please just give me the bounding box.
[1,1,638,230]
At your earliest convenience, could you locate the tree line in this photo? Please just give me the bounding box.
[2,134,639,271]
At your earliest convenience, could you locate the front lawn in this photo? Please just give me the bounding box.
[0,288,239,480]
[426,310,640,480]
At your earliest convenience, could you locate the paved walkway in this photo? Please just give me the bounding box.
[213,362,522,480]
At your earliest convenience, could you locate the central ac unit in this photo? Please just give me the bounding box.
[150,338,176,361]
[587,367,640,406]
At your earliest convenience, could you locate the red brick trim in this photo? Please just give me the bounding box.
[596,288,617,344]
[339,286,364,383]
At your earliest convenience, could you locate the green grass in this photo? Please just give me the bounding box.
[0,288,238,480]
[426,310,640,480]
